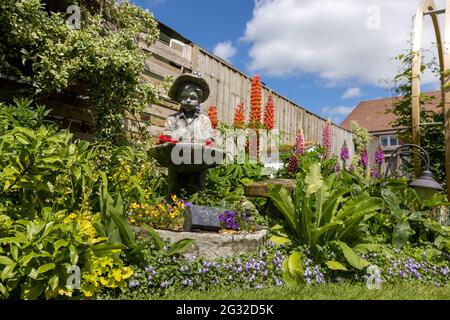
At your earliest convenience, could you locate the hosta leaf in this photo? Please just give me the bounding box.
[335,241,369,270]
[269,236,291,247]
[287,252,304,280]
[326,260,348,271]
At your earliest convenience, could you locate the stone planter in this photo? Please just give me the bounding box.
[133,226,268,260]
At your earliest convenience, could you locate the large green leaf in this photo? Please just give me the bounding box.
[282,252,304,285]
[310,221,342,246]
[392,220,412,248]
[269,236,291,247]
[305,163,323,195]
[314,184,329,228]
[334,241,369,270]
[335,195,382,221]
[326,260,348,271]
[321,187,351,225]
[381,188,400,212]
[268,185,300,239]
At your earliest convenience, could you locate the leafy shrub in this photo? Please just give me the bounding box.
[0,208,132,299]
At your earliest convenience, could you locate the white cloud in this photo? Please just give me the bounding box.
[342,87,362,99]
[213,41,237,63]
[322,105,355,123]
[243,0,444,86]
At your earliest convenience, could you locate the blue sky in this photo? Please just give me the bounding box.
[132,0,443,125]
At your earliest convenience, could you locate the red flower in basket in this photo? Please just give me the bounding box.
[158,134,179,145]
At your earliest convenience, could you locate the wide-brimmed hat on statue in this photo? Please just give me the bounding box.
[168,72,210,103]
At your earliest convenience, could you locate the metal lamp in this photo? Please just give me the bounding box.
[385,144,443,199]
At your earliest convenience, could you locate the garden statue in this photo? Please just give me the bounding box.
[149,72,223,195]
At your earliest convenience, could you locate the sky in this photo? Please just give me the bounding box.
[131,0,445,125]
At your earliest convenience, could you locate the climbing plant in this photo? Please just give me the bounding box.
[0,0,160,142]
[387,52,445,186]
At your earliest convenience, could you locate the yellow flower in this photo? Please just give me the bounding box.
[122,267,133,279]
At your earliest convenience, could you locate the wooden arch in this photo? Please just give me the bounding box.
[411,0,450,198]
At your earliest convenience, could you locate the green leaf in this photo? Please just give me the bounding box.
[269,236,291,247]
[142,225,164,251]
[69,245,78,265]
[354,244,384,254]
[282,252,304,285]
[305,162,323,195]
[0,283,8,298]
[92,243,127,256]
[268,185,300,239]
[288,252,304,279]
[37,263,55,274]
[326,260,348,271]
[49,274,59,291]
[392,220,412,248]
[334,241,369,270]
[1,263,16,281]
[54,239,68,252]
[167,239,194,256]
[0,255,14,265]
[381,188,400,211]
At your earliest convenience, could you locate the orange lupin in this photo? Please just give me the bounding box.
[263,93,275,131]
[248,75,262,129]
[207,105,219,129]
[233,102,246,129]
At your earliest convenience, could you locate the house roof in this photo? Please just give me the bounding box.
[341,91,442,132]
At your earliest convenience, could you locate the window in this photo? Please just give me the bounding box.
[389,135,398,147]
[380,134,399,147]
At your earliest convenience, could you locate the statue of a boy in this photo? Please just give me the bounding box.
[162,72,214,194]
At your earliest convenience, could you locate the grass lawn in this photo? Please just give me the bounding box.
[151,283,450,300]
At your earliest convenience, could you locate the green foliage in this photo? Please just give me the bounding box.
[269,162,382,247]
[387,52,445,186]
[0,100,170,298]
[189,163,263,208]
[350,121,371,153]
[0,208,131,299]
[0,0,160,141]
[380,180,450,248]
[269,161,382,276]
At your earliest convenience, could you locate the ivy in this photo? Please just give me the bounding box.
[0,0,160,142]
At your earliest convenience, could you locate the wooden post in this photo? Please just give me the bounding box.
[412,4,424,158]
[444,0,450,199]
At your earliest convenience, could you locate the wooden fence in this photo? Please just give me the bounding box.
[131,22,355,158]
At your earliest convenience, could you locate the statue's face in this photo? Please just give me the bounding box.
[179,84,202,113]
